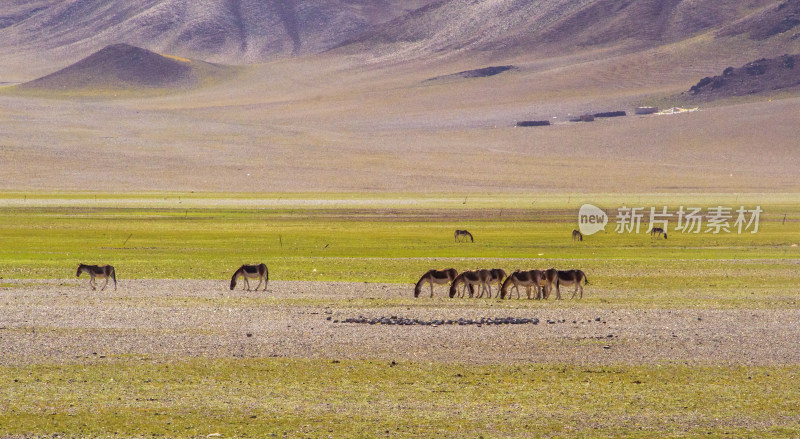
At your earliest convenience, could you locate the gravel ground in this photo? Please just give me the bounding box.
[1,279,799,366]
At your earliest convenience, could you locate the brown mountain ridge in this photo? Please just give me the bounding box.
[0,0,437,73]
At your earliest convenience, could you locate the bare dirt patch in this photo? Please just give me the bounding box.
[2,279,798,367]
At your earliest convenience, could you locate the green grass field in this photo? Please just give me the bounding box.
[1,193,798,307]
[1,358,799,438]
[1,192,799,437]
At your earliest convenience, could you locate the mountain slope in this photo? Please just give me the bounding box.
[0,0,436,72]
[3,0,798,78]
[718,0,800,40]
[337,0,786,59]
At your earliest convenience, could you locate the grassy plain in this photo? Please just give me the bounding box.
[1,193,799,437]
[1,358,799,438]
[1,192,798,307]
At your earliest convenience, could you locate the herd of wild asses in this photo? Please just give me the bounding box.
[74,229,602,296]
[76,261,587,300]
[415,268,588,300]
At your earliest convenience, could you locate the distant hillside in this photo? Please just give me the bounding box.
[686,54,800,100]
[18,44,230,91]
[336,0,782,58]
[0,0,437,69]
[718,0,800,40]
[4,0,800,91]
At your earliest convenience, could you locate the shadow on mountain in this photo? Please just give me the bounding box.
[425,65,516,82]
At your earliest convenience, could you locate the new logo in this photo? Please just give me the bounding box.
[578,204,608,236]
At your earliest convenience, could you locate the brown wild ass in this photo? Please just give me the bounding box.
[449,270,490,298]
[500,270,544,299]
[454,229,474,242]
[230,263,269,291]
[414,268,458,298]
[541,268,558,299]
[76,264,117,291]
[650,227,667,239]
[481,268,507,298]
[555,269,589,299]
[572,229,583,241]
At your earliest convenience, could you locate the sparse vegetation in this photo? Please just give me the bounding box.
[1,358,799,438]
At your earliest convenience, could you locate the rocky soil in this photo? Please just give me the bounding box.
[2,279,799,367]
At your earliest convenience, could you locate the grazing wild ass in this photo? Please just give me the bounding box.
[230,263,269,291]
[541,268,558,299]
[414,268,458,298]
[650,227,667,239]
[450,270,490,298]
[500,270,544,299]
[572,229,583,241]
[76,264,117,291]
[454,229,474,243]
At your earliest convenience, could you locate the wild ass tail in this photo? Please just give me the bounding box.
[110,266,117,289]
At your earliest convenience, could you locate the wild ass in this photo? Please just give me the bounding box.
[650,227,667,239]
[230,263,269,291]
[449,270,490,298]
[572,229,583,241]
[454,229,474,243]
[541,268,558,299]
[500,270,544,299]
[485,268,507,298]
[76,264,117,291]
[555,269,589,299]
[414,268,458,298]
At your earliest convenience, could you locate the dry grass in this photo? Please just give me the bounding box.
[1,18,799,194]
[1,54,799,193]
